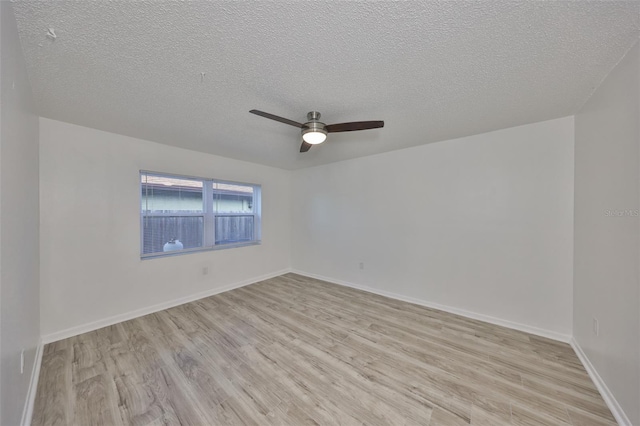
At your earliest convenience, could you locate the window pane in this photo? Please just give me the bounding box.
[215,215,254,244]
[142,216,204,254]
[213,182,253,213]
[141,174,203,213]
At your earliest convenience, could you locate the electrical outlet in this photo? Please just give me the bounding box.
[359,262,364,270]
[20,349,24,374]
[592,318,599,336]
[202,266,209,275]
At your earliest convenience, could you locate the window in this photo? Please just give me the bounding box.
[140,171,261,258]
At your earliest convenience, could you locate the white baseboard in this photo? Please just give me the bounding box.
[42,268,291,344]
[21,338,44,426]
[570,338,630,426]
[291,270,572,343]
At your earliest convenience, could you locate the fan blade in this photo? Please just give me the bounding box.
[326,121,384,133]
[249,110,303,128]
[300,141,313,153]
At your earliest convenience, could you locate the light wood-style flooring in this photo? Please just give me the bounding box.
[33,273,615,425]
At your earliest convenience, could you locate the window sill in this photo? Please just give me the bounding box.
[141,240,261,260]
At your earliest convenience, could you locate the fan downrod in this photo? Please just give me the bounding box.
[307,111,321,122]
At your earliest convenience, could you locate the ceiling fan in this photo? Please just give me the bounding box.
[249,110,384,152]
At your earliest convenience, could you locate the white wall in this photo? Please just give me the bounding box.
[574,41,640,425]
[292,117,575,338]
[0,2,40,425]
[39,118,291,337]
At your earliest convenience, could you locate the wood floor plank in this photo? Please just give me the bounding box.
[470,401,512,426]
[73,374,123,426]
[32,273,614,425]
[32,348,74,426]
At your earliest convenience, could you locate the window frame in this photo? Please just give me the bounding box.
[140,170,262,259]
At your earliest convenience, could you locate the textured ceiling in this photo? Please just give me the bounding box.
[12,1,640,170]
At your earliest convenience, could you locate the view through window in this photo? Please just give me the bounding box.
[141,172,261,257]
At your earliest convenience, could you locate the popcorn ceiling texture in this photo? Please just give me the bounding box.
[11,1,640,169]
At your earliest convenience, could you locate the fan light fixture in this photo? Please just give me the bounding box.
[302,127,327,144]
